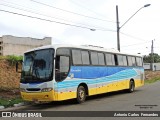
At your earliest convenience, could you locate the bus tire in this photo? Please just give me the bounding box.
[77,86,86,103]
[128,80,135,93]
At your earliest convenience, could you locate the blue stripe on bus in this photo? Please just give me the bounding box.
[56,67,140,89]
[69,66,134,79]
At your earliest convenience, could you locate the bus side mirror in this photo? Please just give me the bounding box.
[16,60,23,73]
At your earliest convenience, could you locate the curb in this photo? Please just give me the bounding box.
[0,102,26,110]
[13,102,25,107]
[0,106,5,109]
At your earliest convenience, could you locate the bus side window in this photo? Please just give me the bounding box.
[105,53,114,66]
[132,57,136,66]
[117,55,123,66]
[128,56,133,66]
[55,56,70,81]
[137,57,143,66]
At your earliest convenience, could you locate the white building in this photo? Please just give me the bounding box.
[0,35,51,56]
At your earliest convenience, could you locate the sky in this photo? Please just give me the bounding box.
[0,0,159,55]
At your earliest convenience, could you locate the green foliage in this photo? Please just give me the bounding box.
[143,53,160,63]
[0,97,24,108]
[6,55,23,65]
[0,56,7,60]
[145,77,160,84]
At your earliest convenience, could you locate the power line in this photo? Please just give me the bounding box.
[0,3,70,22]
[0,9,116,32]
[0,3,112,30]
[120,32,148,41]
[70,0,115,22]
[0,1,116,32]
[121,41,151,48]
[0,1,85,24]
[30,0,116,23]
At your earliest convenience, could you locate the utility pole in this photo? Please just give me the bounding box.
[116,5,120,52]
[151,40,154,71]
[116,4,151,52]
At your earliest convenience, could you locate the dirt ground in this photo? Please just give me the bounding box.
[0,59,21,89]
[0,59,160,99]
[0,59,21,99]
[145,70,160,80]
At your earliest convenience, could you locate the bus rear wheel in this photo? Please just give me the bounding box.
[77,86,86,103]
[128,80,135,93]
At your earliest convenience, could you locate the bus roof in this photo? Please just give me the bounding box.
[24,44,142,57]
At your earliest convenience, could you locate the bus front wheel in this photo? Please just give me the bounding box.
[128,80,135,93]
[77,86,86,103]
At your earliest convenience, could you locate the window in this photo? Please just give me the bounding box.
[55,56,70,81]
[139,58,142,66]
[105,53,115,65]
[132,57,136,66]
[123,56,128,66]
[98,53,105,65]
[127,56,136,66]
[91,51,98,65]
[117,55,123,66]
[112,55,115,65]
[136,57,142,66]
[128,56,133,66]
[60,56,69,72]
[81,50,90,65]
[23,49,54,82]
[72,50,82,65]
[117,55,128,66]
[56,48,70,56]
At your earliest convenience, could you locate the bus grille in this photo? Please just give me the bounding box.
[26,88,41,91]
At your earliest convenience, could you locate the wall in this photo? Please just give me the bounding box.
[143,63,160,71]
[1,35,51,56]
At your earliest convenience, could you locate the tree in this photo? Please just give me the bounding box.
[143,53,160,63]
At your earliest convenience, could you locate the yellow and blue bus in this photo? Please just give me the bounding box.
[19,44,144,103]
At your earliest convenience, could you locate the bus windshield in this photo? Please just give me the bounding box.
[21,49,54,83]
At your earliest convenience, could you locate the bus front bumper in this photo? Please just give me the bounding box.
[21,90,57,102]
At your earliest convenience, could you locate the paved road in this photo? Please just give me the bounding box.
[1,81,160,120]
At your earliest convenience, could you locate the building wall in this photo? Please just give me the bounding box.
[1,35,51,56]
[143,63,160,71]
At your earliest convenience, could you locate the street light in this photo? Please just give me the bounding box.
[116,4,151,52]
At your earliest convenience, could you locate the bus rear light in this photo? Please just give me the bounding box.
[41,88,53,92]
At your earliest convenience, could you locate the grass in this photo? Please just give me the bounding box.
[0,97,24,108]
[0,56,7,60]
[145,77,160,84]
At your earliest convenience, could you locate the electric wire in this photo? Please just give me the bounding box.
[0,1,116,32]
[70,0,115,22]
[0,9,116,32]
[121,41,151,48]
[30,0,116,23]
[120,32,148,42]
[0,3,112,30]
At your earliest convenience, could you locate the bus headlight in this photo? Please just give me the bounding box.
[20,88,26,92]
[41,88,53,92]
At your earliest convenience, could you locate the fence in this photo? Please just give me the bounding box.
[143,63,160,71]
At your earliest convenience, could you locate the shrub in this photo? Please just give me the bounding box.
[6,55,23,65]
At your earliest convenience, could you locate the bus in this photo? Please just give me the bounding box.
[18,44,144,103]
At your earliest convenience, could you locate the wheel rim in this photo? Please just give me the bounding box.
[130,82,134,91]
[79,89,85,100]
